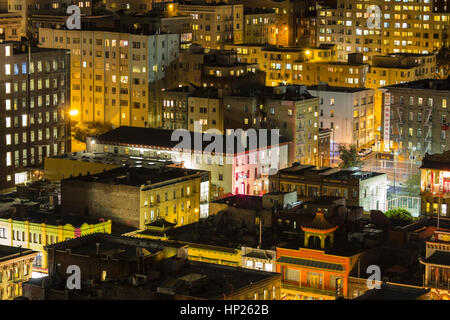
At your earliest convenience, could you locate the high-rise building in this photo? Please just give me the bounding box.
[381,78,450,160]
[0,41,71,191]
[39,27,180,128]
[177,2,244,49]
[316,0,450,62]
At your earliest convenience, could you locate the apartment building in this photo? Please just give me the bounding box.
[367,53,437,146]
[176,45,264,89]
[308,85,375,151]
[270,165,388,211]
[178,2,244,49]
[39,27,180,128]
[0,245,36,300]
[236,0,317,46]
[225,43,369,87]
[61,166,210,230]
[381,78,450,160]
[244,8,277,45]
[317,0,450,62]
[0,11,21,41]
[0,41,71,191]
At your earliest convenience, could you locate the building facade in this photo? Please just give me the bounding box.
[0,42,71,191]
[381,78,450,159]
[39,27,180,128]
[0,245,36,300]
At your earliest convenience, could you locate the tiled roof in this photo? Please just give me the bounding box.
[277,256,345,271]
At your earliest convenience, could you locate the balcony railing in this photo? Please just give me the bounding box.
[281,283,336,297]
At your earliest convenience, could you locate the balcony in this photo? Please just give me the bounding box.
[281,283,336,298]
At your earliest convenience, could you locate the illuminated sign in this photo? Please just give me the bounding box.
[383,92,391,152]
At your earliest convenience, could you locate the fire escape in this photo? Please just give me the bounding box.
[424,104,433,154]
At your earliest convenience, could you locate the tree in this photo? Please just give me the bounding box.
[435,39,450,80]
[384,208,414,222]
[73,121,112,143]
[338,145,362,168]
[405,173,420,197]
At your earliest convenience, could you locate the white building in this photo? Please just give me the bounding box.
[308,85,375,152]
[87,126,290,199]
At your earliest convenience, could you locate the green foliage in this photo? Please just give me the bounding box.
[405,173,420,197]
[436,39,450,79]
[73,122,112,142]
[338,145,362,169]
[384,208,414,222]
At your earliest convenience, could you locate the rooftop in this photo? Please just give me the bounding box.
[420,151,450,170]
[213,194,263,210]
[308,85,372,93]
[355,283,429,300]
[46,233,185,259]
[0,245,36,263]
[384,78,450,91]
[93,126,288,153]
[63,166,207,188]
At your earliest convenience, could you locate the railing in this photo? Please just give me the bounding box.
[387,196,421,217]
[281,283,336,297]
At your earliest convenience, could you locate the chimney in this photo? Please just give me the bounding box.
[96,242,100,255]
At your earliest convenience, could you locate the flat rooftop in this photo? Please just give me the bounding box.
[93,126,288,153]
[46,233,184,259]
[64,166,207,188]
[0,245,36,262]
[308,85,372,93]
[213,194,263,210]
[0,207,108,227]
[384,78,450,91]
[50,151,172,168]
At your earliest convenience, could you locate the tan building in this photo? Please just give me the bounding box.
[38,27,180,128]
[178,2,244,49]
[225,43,369,88]
[244,8,277,45]
[61,166,211,230]
[367,53,437,144]
[0,245,37,300]
[317,0,450,62]
[0,12,21,41]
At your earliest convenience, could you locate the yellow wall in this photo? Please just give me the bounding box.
[0,252,36,300]
[44,157,120,181]
[0,218,112,272]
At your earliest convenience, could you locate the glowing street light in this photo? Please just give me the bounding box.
[69,109,79,117]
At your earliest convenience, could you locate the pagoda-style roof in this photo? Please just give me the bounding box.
[145,218,176,231]
[301,211,338,234]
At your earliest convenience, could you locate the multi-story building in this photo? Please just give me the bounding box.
[366,53,437,145]
[23,233,281,300]
[236,0,316,47]
[0,245,36,300]
[420,229,450,299]
[61,166,211,230]
[0,11,21,41]
[225,43,369,87]
[318,128,332,167]
[308,85,375,151]
[38,27,180,128]
[270,165,388,212]
[162,86,191,130]
[276,211,362,300]
[243,8,277,45]
[316,0,450,62]
[177,2,244,49]
[184,84,319,165]
[420,150,450,217]
[0,208,111,274]
[0,41,71,191]
[381,78,450,159]
[86,126,290,198]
